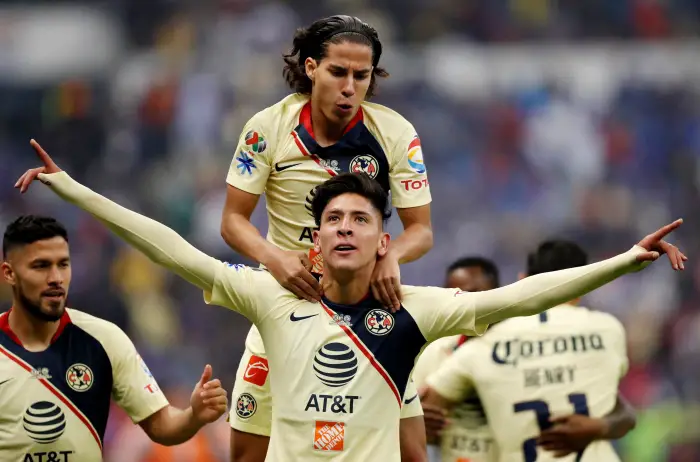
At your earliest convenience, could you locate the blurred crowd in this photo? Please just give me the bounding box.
[1,1,700,460]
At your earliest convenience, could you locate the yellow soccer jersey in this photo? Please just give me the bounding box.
[426,305,628,462]
[229,326,424,437]
[206,264,487,462]
[226,93,432,262]
[0,308,168,462]
[414,336,498,462]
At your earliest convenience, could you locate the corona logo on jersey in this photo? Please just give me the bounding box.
[23,401,66,443]
[313,343,357,387]
[244,131,267,154]
[236,393,257,419]
[407,136,426,174]
[243,355,269,386]
[349,155,379,179]
[65,363,93,392]
[365,309,394,336]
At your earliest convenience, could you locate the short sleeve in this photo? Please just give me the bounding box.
[109,328,169,423]
[404,286,489,343]
[425,344,478,404]
[412,337,456,389]
[229,340,273,436]
[389,126,432,209]
[400,379,423,419]
[226,113,273,195]
[203,263,282,325]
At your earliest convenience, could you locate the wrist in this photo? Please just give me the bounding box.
[595,417,611,440]
[258,245,282,268]
[185,407,205,429]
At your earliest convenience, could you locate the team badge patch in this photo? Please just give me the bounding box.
[245,131,267,154]
[243,355,269,386]
[314,421,345,451]
[407,136,426,174]
[350,155,379,179]
[236,150,257,176]
[66,363,93,392]
[365,309,394,336]
[236,393,257,419]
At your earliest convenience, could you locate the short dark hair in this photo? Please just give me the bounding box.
[311,173,391,227]
[447,256,500,288]
[283,15,388,98]
[526,240,588,276]
[3,215,69,259]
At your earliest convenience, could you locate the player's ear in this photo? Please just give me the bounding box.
[377,232,390,258]
[312,228,321,252]
[1,261,16,286]
[305,57,318,82]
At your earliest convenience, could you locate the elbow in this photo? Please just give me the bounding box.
[423,226,434,253]
[220,215,238,248]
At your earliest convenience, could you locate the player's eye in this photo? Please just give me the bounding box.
[59,261,70,268]
[328,215,339,222]
[355,72,369,81]
[356,216,368,223]
[331,69,346,77]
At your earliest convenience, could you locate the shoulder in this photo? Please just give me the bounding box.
[579,307,626,334]
[362,102,414,136]
[251,93,308,130]
[66,308,133,356]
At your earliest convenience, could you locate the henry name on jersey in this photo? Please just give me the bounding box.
[491,329,608,390]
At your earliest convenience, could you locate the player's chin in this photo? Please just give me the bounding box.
[41,301,65,321]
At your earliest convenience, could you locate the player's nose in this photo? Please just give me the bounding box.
[341,78,356,98]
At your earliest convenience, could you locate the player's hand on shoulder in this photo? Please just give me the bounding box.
[536,414,606,458]
[633,219,687,270]
[371,251,402,312]
[265,249,322,302]
[190,364,228,425]
[15,140,63,193]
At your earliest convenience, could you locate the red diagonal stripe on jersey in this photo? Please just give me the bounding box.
[291,130,337,177]
[408,136,421,151]
[320,302,401,406]
[0,344,103,450]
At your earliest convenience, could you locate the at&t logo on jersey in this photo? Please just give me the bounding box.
[236,393,257,419]
[243,355,269,386]
[313,343,357,387]
[24,401,66,443]
[349,155,379,179]
[65,364,93,392]
[365,309,394,336]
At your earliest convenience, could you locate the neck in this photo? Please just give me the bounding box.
[322,262,375,306]
[310,99,350,146]
[8,302,60,351]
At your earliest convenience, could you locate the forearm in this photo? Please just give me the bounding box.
[41,171,217,291]
[144,406,203,446]
[221,213,282,267]
[389,223,433,264]
[600,396,636,439]
[473,247,645,325]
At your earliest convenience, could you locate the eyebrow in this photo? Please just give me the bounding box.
[326,208,372,217]
[328,64,372,74]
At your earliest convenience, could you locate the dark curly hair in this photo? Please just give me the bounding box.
[283,15,388,98]
[311,173,391,228]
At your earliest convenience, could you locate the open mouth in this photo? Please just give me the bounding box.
[337,103,353,112]
[42,290,65,299]
[334,244,357,252]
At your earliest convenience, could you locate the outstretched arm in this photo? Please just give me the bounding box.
[470,221,686,326]
[18,140,218,293]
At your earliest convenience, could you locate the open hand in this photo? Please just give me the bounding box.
[633,219,687,271]
[371,251,402,312]
[537,414,606,458]
[190,364,228,425]
[15,140,63,193]
[266,249,322,302]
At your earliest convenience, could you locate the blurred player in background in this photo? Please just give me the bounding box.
[412,257,501,462]
[0,215,228,462]
[219,14,433,462]
[422,240,639,462]
[16,143,687,461]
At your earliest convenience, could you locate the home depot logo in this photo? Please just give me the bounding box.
[313,421,344,451]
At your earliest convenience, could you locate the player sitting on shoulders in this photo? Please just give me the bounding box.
[421,240,639,462]
[16,141,686,461]
[0,215,227,462]
[220,14,432,462]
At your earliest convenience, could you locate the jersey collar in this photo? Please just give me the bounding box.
[299,101,364,141]
[0,308,72,347]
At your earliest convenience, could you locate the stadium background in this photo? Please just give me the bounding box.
[1,0,699,460]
